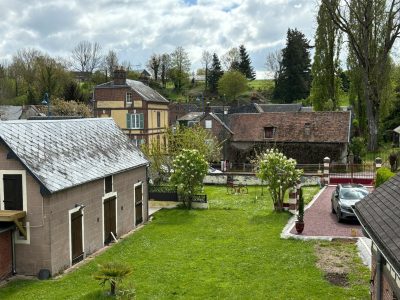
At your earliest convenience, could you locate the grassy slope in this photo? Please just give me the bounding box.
[0,186,369,299]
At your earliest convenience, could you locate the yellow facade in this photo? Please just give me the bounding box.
[134,100,142,108]
[111,110,128,128]
[97,101,124,108]
[148,103,167,110]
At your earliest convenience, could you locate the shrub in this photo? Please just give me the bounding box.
[94,262,132,296]
[170,149,208,209]
[375,167,395,188]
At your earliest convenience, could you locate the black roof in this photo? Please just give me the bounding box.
[354,173,400,272]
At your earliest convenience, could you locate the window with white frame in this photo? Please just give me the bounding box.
[126,113,144,129]
[205,120,212,129]
[126,92,132,106]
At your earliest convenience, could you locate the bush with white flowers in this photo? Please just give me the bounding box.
[256,149,303,212]
[170,149,208,209]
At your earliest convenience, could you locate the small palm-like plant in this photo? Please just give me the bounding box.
[94,262,132,296]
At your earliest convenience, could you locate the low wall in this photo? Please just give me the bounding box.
[203,173,322,186]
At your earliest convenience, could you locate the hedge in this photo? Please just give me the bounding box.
[375,167,395,188]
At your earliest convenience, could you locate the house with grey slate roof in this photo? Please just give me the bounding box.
[94,67,169,149]
[354,173,400,300]
[0,118,149,278]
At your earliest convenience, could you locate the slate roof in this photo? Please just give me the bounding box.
[203,113,234,134]
[256,103,302,113]
[0,106,23,121]
[96,79,168,103]
[228,111,351,143]
[354,173,400,272]
[0,118,148,194]
[177,112,204,122]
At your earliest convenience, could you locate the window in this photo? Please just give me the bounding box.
[304,123,311,136]
[105,176,113,194]
[126,92,132,107]
[205,120,212,129]
[131,138,145,147]
[126,113,144,129]
[157,111,161,128]
[264,127,276,139]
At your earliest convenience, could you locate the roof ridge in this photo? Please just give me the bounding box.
[0,118,112,124]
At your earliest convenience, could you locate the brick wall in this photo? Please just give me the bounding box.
[0,230,12,280]
[371,249,400,300]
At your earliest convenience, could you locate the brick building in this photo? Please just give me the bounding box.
[0,118,149,277]
[94,68,169,149]
[355,173,400,300]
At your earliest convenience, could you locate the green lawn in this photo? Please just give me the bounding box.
[0,186,369,299]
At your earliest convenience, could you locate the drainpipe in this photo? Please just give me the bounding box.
[11,230,16,275]
[376,251,382,300]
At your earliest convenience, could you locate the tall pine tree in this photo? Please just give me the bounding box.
[273,29,312,103]
[207,53,223,93]
[238,45,256,80]
[310,0,342,111]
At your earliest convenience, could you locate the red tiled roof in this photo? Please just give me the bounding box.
[228,111,351,143]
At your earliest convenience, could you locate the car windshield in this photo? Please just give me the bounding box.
[340,188,368,200]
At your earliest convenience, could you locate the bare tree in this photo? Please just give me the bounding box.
[323,0,400,151]
[71,41,102,73]
[147,54,161,81]
[201,50,212,89]
[104,50,119,80]
[221,47,240,71]
[265,50,283,85]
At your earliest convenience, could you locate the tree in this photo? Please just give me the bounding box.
[256,149,303,212]
[273,28,312,103]
[160,53,170,88]
[142,125,221,184]
[71,41,102,73]
[322,0,400,151]
[104,50,118,80]
[170,46,191,91]
[201,50,212,89]
[310,0,342,111]
[218,71,247,106]
[147,54,161,81]
[170,149,208,209]
[207,53,223,93]
[238,45,256,80]
[221,47,240,71]
[265,50,282,86]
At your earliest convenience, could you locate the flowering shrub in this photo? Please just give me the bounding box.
[256,149,303,212]
[170,149,208,209]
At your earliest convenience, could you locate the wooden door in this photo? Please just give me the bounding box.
[3,174,23,210]
[104,197,116,244]
[70,210,83,265]
[135,185,143,225]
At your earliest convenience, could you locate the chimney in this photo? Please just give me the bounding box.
[113,66,127,85]
[205,102,211,115]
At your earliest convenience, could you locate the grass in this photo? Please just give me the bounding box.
[0,186,369,299]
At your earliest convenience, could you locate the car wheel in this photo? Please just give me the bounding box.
[336,207,342,223]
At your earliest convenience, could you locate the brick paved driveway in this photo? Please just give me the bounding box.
[290,186,364,237]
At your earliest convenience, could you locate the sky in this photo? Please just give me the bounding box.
[0,0,318,79]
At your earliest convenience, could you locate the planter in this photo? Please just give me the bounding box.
[295,221,305,234]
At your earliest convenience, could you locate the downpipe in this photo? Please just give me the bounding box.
[376,251,382,300]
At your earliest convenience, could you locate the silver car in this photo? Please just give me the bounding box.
[331,184,369,222]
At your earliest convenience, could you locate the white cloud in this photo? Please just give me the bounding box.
[0,0,316,75]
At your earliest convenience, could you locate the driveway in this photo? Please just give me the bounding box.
[290,186,364,237]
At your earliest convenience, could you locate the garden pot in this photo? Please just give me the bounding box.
[295,221,304,234]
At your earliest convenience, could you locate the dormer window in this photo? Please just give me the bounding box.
[264,127,276,139]
[126,92,132,107]
[304,123,311,136]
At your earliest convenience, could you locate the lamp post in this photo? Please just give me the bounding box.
[41,92,51,116]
